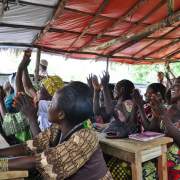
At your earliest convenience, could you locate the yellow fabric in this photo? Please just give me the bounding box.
[41,76,64,96]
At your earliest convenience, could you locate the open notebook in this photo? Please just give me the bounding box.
[129,131,165,142]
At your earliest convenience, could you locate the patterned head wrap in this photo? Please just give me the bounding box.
[41,76,64,96]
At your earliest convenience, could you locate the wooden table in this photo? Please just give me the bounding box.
[0,171,28,180]
[98,133,173,180]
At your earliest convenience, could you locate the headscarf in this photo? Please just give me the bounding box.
[41,76,64,96]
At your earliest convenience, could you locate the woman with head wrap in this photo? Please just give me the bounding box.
[37,76,64,131]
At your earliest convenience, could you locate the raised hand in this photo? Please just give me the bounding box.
[100,71,110,88]
[19,49,32,70]
[87,74,93,89]
[13,93,37,119]
[92,75,101,91]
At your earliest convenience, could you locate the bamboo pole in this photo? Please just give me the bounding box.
[106,57,109,73]
[34,48,41,84]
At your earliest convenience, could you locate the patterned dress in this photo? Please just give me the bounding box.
[25,126,112,180]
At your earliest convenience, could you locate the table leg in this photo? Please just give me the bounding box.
[131,159,142,180]
[158,151,168,180]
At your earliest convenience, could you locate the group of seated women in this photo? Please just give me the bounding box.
[0,49,179,180]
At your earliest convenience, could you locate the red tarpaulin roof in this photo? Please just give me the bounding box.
[0,0,180,64]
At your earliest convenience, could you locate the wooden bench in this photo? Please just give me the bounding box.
[0,171,28,180]
[98,133,173,180]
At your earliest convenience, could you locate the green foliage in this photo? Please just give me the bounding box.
[129,62,180,84]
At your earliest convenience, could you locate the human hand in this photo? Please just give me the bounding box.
[13,93,37,118]
[100,71,110,88]
[87,74,93,89]
[92,75,101,91]
[19,49,32,69]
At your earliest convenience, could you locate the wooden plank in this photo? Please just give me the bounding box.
[100,142,135,163]
[131,153,142,180]
[7,0,56,8]
[35,45,177,62]
[0,171,28,180]
[98,133,173,153]
[0,23,44,30]
[141,146,162,162]
[158,145,168,180]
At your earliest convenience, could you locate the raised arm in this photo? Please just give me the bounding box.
[0,87,7,118]
[92,75,101,115]
[101,72,113,115]
[22,68,37,98]
[87,74,94,97]
[16,49,32,93]
[132,89,151,131]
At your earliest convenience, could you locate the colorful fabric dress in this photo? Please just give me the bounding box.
[25,125,112,180]
[161,116,180,180]
[167,144,180,180]
[2,112,31,142]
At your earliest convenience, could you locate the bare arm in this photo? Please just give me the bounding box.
[0,144,28,157]
[93,90,101,115]
[28,113,41,137]
[8,156,36,171]
[0,100,7,118]
[16,65,25,93]
[16,50,32,93]
[22,68,37,98]
[132,89,151,131]
[101,73,113,115]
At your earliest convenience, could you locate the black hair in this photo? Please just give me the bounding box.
[147,83,166,101]
[56,81,93,126]
[116,80,135,100]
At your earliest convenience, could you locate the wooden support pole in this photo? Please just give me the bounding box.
[34,48,41,84]
[106,57,109,73]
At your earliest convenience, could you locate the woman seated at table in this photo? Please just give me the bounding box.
[99,72,137,138]
[0,81,112,180]
[151,77,180,180]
